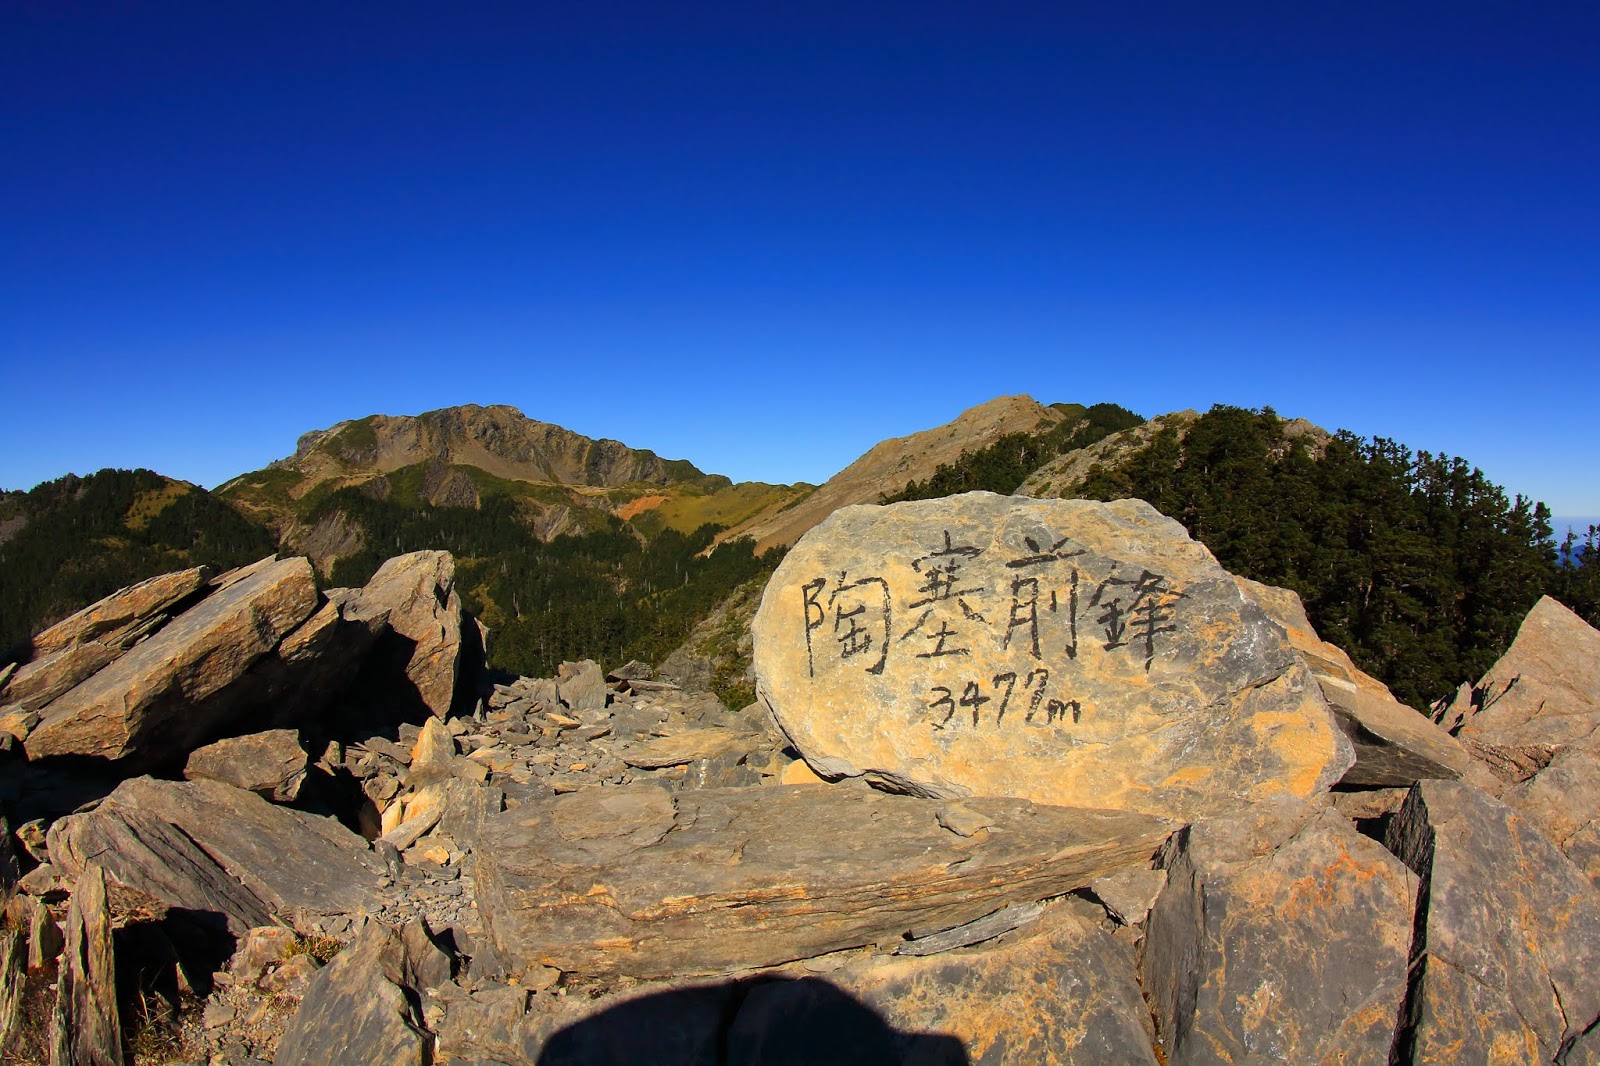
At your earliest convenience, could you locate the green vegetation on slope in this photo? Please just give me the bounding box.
[307,484,784,696]
[884,402,1145,503]
[1074,405,1596,708]
[0,469,279,656]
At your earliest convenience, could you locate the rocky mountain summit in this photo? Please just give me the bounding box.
[3,492,1598,1062]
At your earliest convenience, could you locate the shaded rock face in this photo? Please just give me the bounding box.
[0,567,209,712]
[1385,780,1600,1062]
[1145,800,1417,1065]
[345,550,464,718]
[23,557,317,763]
[473,782,1171,979]
[753,493,1351,819]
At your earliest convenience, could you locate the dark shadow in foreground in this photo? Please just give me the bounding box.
[536,974,970,1066]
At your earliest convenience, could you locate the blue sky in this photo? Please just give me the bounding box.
[3,2,1596,514]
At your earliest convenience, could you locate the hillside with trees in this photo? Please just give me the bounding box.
[1062,405,1594,708]
[0,469,279,654]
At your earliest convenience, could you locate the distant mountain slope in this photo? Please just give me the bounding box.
[716,395,1067,554]
[0,469,277,654]
[219,404,806,574]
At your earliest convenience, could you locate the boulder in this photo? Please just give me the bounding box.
[556,658,608,715]
[752,494,1351,819]
[183,728,308,802]
[1145,800,1417,1064]
[344,550,463,718]
[730,906,1158,1065]
[273,920,440,1066]
[1385,780,1600,1061]
[2,567,209,712]
[1233,574,1395,700]
[47,865,122,1066]
[1441,596,1600,746]
[24,558,317,764]
[474,782,1173,979]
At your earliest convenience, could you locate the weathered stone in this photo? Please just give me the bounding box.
[63,777,380,931]
[25,558,317,763]
[1234,574,1395,700]
[47,800,272,936]
[556,658,608,715]
[273,920,434,1066]
[1445,596,1600,746]
[1319,678,1471,787]
[733,906,1158,1065]
[523,979,743,1065]
[1385,780,1600,1061]
[752,494,1351,818]
[1145,800,1417,1065]
[183,728,308,801]
[1503,747,1600,888]
[1,643,120,713]
[474,782,1173,978]
[618,726,753,769]
[608,660,654,682]
[345,550,463,717]
[1331,787,1411,821]
[48,865,122,1066]
[0,708,38,743]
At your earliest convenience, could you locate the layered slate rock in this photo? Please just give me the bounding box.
[345,550,463,717]
[24,557,317,763]
[731,906,1159,1065]
[1439,596,1600,746]
[1145,800,1416,1065]
[473,782,1172,979]
[0,567,209,713]
[752,494,1351,819]
[46,799,272,936]
[48,866,122,1066]
[1385,780,1600,1062]
[49,777,379,933]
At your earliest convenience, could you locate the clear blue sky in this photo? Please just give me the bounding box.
[3,2,1596,514]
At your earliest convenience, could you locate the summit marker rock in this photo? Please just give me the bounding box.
[752,494,1351,819]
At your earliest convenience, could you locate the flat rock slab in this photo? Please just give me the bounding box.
[25,557,317,763]
[753,494,1351,819]
[1145,800,1417,1065]
[1504,748,1600,889]
[274,921,435,1066]
[735,906,1159,1065]
[474,782,1173,978]
[184,728,308,801]
[1386,779,1600,1062]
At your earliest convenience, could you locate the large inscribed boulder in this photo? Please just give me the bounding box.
[752,494,1350,818]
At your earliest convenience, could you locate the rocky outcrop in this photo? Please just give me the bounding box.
[24,558,317,763]
[1437,596,1600,746]
[721,395,1067,554]
[1385,780,1600,1061]
[473,782,1172,978]
[1145,800,1417,1064]
[753,493,1351,819]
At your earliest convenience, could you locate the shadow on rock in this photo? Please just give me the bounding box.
[536,975,970,1066]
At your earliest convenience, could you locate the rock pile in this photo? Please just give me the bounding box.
[3,493,1599,1065]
